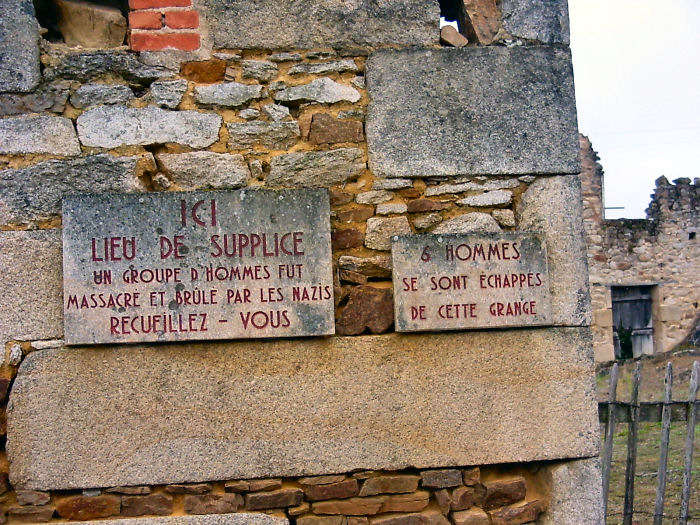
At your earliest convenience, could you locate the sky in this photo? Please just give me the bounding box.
[568,0,700,218]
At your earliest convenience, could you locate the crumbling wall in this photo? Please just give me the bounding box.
[580,134,700,361]
[0,0,601,523]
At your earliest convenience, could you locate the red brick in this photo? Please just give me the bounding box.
[129,10,163,29]
[129,0,190,9]
[130,31,200,51]
[165,10,199,29]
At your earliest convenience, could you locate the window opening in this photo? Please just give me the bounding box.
[611,285,655,359]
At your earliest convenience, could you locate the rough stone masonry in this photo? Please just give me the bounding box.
[0,0,602,523]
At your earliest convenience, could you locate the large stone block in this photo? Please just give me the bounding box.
[0,154,149,223]
[200,0,439,49]
[77,106,222,148]
[540,458,603,524]
[366,46,579,178]
[0,230,62,345]
[57,515,288,525]
[0,0,40,93]
[8,328,598,490]
[0,115,80,156]
[500,0,570,44]
[517,175,592,326]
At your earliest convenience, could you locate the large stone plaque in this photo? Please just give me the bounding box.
[62,189,334,344]
[392,233,552,331]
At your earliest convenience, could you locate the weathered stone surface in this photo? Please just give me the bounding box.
[338,109,365,120]
[269,53,302,63]
[274,79,361,105]
[380,492,429,513]
[412,213,442,231]
[194,82,264,108]
[439,26,468,47]
[449,487,475,511]
[492,209,516,228]
[500,0,570,44]
[0,230,62,344]
[373,179,412,191]
[184,494,243,514]
[332,229,364,250]
[420,470,462,489]
[262,104,290,122]
[483,478,526,510]
[224,481,249,493]
[69,516,288,525]
[539,458,603,525]
[0,81,70,116]
[369,513,435,525]
[0,154,148,223]
[462,0,502,45]
[338,255,392,278]
[462,468,480,487]
[407,199,447,213]
[150,79,188,109]
[8,329,598,489]
[267,148,364,188]
[202,0,439,49]
[337,208,373,223]
[156,152,249,191]
[458,190,512,207]
[450,508,489,525]
[366,47,579,177]
[77,107,221,148]
[121,494,173,516]
[359,476,420,496]
[70,84,134,108]
[248,479,282,492]
[16,490,50,505]
[517,176,592,326]
[425,179,520,197]
[166,483,212,494]
[0,0,40,93]
[299,475,347,486]
[312,497,385,516]
[302,479,359,501]
[289,60,359,76]
[309,114,364,144]
[7,505,55,522]
[106,486,151,495]
[246,489,302,510]
[227,121,300,149]
[182,60,227,83]
[297,517,344,525]
[356,190,393,205]
[239,109,260,120]
[242,61,278,82]
[335,286,394,336]
[0,115,80,156]
[365,217,411,251]
[55,495,121,520]
[488,500,545,525]
[432,213,500,234]
[55,0,126,47]
[42,46,171,84]
[376,203,407,216]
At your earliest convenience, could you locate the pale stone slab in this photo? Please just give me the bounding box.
[71,515,288,525]
[61,189,334,344]
[156,152,249,190]
[540,458,603,524]
[0,154,149,223]
[267,149,364,188]
[366,47,579,177]
[8,328,598,490]
[0,115,80,156]
[392,233,551,332]
[201,0,439,49]
[500,0,570,44]
[77,106,222,148]
[0,230,63,345]
[0,0,40,92]
[517,176,592,326]
[274,79,361,105]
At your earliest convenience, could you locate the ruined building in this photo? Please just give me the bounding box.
[580,135,700,362]
[0,0,601,524]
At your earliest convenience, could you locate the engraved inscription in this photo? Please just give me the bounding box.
[392,233,552,332]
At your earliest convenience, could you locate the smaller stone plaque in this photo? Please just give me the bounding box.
[392,233,552,332]
[62,189,334,345]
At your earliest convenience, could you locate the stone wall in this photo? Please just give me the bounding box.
[580,135,700,361]
[0,0,601,523]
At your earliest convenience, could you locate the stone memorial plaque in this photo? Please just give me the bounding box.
[392,233,552,332]
[62,189,334,344]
